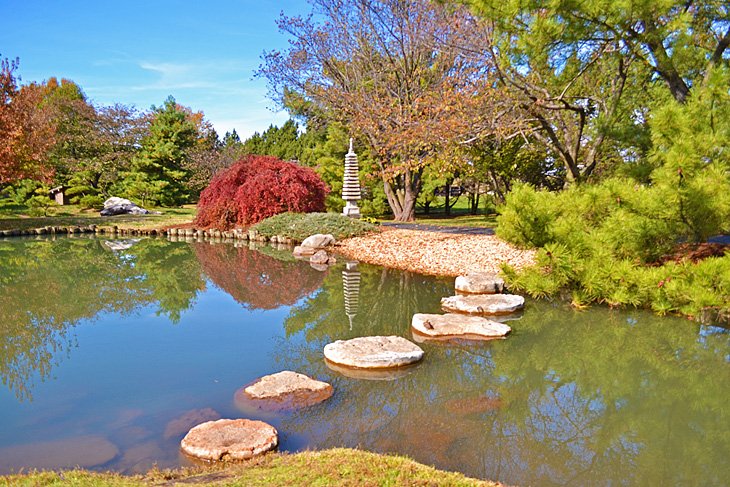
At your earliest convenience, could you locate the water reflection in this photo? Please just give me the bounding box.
[0,237,728,485]
[192,241,325,310]
[277,297,730,486]
[0,236,203,401]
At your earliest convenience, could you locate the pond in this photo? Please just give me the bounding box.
[0,236,728,485]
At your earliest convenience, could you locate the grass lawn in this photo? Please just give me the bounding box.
[0,202,196,232]
[379,196,498,228]
[1,448,497,486]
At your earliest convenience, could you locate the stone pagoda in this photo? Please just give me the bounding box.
[341,138,361,218]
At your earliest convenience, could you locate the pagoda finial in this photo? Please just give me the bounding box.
[348,138,354,153]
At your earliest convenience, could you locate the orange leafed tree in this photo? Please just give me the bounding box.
[0,56,59,183]
[259,0,502,221]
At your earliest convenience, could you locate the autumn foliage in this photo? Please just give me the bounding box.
[195,155,328,229]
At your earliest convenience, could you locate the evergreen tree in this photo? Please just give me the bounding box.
[123,96,196,206]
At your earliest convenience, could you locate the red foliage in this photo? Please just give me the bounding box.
[195,155,328,229]
[192,242,324,310]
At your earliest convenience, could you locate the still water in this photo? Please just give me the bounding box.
[0,236,728,485]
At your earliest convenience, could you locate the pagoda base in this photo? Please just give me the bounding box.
[342,201,361,218]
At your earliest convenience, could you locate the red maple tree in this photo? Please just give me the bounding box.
[195,154,328,229]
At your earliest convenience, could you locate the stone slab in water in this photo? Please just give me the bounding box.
[441,294,524,315]
[235,371,333,411]
[180,419,277,461]
[455,272,505,294]
[323,335,424,369]
[411,313,511,340]
[0,435,119,471]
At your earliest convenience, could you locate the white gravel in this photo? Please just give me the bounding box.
[336,229,536,277]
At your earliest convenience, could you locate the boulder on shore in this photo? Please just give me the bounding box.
[455,272,505,294]
[100,197,150,216]
[441,294,524,315]
[324,335,424,370]
[411,313,511,340]
[301,233,335,249]
[235,371,333,411]
[180,419,277,461]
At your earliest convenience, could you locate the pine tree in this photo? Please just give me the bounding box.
[124,96,196,206]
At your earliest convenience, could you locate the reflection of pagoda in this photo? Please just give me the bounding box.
[342,138,361,218]
[342,261,361,330]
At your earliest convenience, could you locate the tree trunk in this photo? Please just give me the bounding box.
[381,167,421,222]
[444,176,453,216]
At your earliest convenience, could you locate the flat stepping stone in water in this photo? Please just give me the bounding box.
[180,419,277,461]
[441,294,524,315]
[411,313,511,341]
[324,336,424,370]
[235,371,333,411]
[455,272,505,294]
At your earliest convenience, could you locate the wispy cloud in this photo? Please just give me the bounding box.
[84,58,284,136]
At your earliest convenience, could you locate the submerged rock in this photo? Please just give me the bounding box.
[0,435,119,471]
[441,294,524,315]
[180,419,277,461]
[455,272,505,294]
[164,408,221,439]
[235,371,333,411]
[324,335,424,369]
[411,313,511,340]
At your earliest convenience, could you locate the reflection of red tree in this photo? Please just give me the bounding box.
[193,243,325,310]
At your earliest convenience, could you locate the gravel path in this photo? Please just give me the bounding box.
[380,222,495,235]
[336,228,536,277]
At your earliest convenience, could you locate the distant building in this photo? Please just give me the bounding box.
[49,186,69,205]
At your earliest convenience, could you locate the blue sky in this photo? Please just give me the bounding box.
[1,0,311,138]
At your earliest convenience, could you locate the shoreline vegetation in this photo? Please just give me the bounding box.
[1,207,726,324]
[0,448,498,486]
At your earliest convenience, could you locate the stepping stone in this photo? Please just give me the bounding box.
[411,313,511,341]
[235,371,333,411]
[455,272,505,294]
[441,294,524,315]
[0,436,119,471]
[181,419,277,461]
[324,336,424,369]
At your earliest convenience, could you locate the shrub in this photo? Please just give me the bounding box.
[252,212,378,242]
[195,155,329,230]
[78,194,104,210]
[496,71,730,318]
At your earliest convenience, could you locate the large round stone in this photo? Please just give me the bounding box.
[180,419,277,461]
[441,294,524,315]
[235,371,333,411]
[455,272,505,294]
[411,313,511,341]
[323,336,424,369]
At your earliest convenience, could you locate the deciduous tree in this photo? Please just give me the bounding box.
[260,0,500,221]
